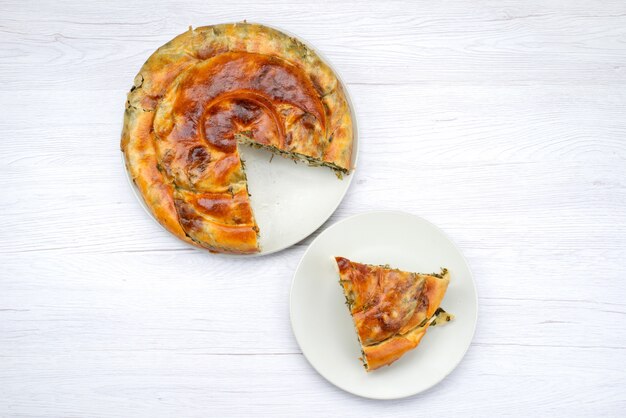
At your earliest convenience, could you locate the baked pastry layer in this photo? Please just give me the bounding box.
[335,257,453,371]
[121,23,353,253]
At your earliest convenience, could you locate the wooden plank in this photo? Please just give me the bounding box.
[1,1,626,90]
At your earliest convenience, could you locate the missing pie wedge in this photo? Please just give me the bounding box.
[335,257,454,371]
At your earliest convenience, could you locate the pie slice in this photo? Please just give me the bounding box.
[335,257,454,371]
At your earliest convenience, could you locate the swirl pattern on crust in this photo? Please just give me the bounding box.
[121,23,354,254]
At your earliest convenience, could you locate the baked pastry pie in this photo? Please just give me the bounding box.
[121,23,354,254]
[335,257,453,371]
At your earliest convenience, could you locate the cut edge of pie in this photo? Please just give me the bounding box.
[235,134,350,178]
[334,257,454,371]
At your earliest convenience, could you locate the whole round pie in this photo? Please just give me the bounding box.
[121,23,354,254]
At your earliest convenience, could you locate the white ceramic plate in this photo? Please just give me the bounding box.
[122,27,358,256]
[290,211,477,399]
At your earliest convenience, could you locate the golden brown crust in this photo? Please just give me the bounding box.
[362,327,428,371]
[121,23,353,253]
[335,257,451,371]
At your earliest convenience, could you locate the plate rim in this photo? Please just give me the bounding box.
[289,210,479,400]
[121,22,359,257]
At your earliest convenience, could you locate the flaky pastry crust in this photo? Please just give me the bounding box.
[335,257,452,371]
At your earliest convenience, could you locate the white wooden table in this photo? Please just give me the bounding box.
[2,1,625,416]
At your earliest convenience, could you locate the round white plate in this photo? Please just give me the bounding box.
[122,27,358,256]
[290,211,477,399]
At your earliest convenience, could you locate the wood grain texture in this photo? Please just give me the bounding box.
[1,0,625,416]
